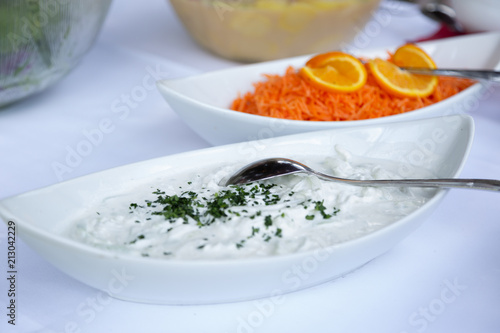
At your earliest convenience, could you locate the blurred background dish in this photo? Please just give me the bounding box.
[449,0,500,33]
[404,0,500,33]
[168,0,382,62]
[0,0,112,107]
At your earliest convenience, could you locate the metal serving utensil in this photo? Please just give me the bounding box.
[360,58,500,81]
[222,158,500,192]
[399,67,500,82]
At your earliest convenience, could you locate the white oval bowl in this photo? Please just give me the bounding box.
[0,115,474,304]
[157,32,499,146]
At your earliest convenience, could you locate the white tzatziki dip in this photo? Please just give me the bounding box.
[69,147,436,260]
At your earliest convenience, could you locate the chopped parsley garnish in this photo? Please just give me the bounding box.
[151,193,201,224]
[127,180,340,253]
[264,215,273,228]
[129,234,145,244]
[304,200,340,220]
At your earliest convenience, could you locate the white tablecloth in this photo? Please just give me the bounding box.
[1,1,499,332]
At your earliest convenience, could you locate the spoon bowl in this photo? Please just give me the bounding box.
[223,158,500,192]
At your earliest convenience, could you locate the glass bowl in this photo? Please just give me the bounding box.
[168,0,381,62]
[0,0,112,107]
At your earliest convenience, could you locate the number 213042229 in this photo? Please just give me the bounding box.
[7,221,16,270]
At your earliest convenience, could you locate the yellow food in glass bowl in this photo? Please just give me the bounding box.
[169,0,381,62]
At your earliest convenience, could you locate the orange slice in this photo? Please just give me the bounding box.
[299,52,367,93]
[368,44,438,98]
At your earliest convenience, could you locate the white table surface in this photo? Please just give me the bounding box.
[1,1,499,332]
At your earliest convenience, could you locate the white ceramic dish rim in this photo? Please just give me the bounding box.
[157,32,500,128]
[0,116,475,267]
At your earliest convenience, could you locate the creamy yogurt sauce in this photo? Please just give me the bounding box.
[69,147,435,260]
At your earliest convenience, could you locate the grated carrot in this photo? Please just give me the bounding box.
[230,65,475,121]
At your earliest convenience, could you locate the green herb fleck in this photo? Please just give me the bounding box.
[264,215,273,228]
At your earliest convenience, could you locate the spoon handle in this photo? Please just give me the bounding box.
[312,173,500,192]
[400,67,500,82]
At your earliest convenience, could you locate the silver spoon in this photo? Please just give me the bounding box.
[399,67,500,82]
[419,1,464,33]
[222,158,500,192]
[392,0,464,32]
[359,60,500,82]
